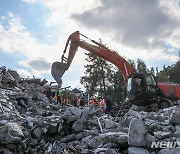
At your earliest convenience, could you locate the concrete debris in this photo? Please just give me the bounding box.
[0,66,180,153]
[170,109,180,125]
[0,122,24,144]
[128,147,149,154]
[158,148,180,154]
[128,118,148,147]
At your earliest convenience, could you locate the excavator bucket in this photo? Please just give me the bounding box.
[51,62,68,86]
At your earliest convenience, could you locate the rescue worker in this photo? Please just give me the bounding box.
[98,99,102,107]
[46,87,52,99]
[105,98,112,113]
[56,89,62,104]
[43,84,51,98]
[74,97,78,106]
[51,90,55,98]
[76,97,81,107]
[80,97,85,107]
[62,90,68,105]
[101,96,106,112]
[90,98,95,105]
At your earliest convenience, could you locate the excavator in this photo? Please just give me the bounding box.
[51,31,180,114]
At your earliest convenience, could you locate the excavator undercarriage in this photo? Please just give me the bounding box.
[109,96,174,117]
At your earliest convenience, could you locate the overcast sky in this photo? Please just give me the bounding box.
[0,0,180,90]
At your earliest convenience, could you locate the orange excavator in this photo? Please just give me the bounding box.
[51,31,180,111]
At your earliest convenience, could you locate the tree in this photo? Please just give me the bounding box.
[106,67,124,103]
[80,52,112,98]
[169,61,180,84]
[80,52,126,103]
[155,51,180,83]
[127,59,136,72]
[156,61,180,84]
[150,67,155,75]
[136,59,148,73]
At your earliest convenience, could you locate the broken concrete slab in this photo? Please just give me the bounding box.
[158,148,180,154]
[170,109,180,125]
[97,132,128,146]
[128,118,148,147]
[0,122,24,144]
[128,147,149,154]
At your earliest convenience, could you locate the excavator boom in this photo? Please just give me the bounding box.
[51,31,133,85]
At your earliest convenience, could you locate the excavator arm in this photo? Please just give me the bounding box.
[51,31,133,85]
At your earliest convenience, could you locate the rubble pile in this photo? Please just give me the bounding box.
[0,66,180,154]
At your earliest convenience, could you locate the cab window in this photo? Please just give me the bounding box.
[146,75,156,86]
[127,78,132,92]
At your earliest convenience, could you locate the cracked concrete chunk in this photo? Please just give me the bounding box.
[32,127,43,138]
[47,123,58,135]
[61,134,76,143]
[0,148,14,154]
[158,148,180,154]
[94,148,118,154]
[128,118,148,146]
[0,122,24,144]
[123,109,142,126]
[103,119,118,129]
[72,118,84,133]
[88,136,101,149]
[97,132,128,145]
[128,147,149,154]
[63,106,82,121]
[154,131,172,139]
[170,110,180,125]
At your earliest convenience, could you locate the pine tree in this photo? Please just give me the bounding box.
[80,52,125,103]
[136,59,148,73]
[169,61,180,84]
[103,65,125,103]
[80,52,112,98]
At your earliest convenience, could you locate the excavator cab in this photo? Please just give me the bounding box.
[126,73,162,106]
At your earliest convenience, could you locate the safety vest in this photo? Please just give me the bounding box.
[57,89,62,97]
[90,99,95,105]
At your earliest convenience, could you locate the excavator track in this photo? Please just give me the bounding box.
[109,98,179,118]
